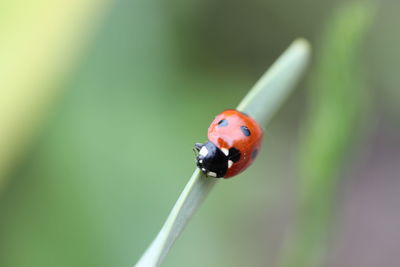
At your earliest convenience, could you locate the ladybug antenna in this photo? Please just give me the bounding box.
[192,147,198,157]
[193,143,203,157]
[194,143,203,151]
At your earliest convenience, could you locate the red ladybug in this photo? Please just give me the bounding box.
[195,109,263,178]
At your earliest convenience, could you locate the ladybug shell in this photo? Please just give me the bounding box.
[208,109,263,178]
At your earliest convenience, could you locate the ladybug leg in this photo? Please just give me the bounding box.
[199,166,208,177]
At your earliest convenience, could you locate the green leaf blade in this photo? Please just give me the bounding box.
[135,38,311,267]
[237,39,311,125]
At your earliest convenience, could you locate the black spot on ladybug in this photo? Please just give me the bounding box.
[240,126,251,136]
[218,119,228,127]
[252,149,258,160]
[229,147,241,162]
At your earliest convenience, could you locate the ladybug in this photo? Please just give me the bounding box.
[195,109,263,178]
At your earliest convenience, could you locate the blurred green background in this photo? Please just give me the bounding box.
[1,0,399,267]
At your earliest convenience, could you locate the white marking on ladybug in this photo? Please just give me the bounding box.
[201,168,206,172]
[207,171,217,177]
[228,160,234,168]
[221,147,229,156]
[199,159,203,163]
[199,146,208,157]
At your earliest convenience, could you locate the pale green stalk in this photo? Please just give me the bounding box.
[135,39,311,267]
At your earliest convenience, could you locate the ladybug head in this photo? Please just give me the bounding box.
[194,141,228,178]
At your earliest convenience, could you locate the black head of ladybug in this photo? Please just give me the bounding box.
[194,142,228,178]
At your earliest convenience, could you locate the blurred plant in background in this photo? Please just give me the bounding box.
[279,3,374,267]
[0,0,110,189]
[1,0,399,267]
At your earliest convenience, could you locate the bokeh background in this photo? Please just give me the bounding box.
[1,0,399,266]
